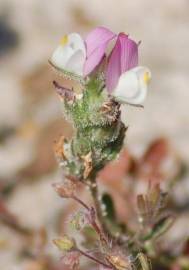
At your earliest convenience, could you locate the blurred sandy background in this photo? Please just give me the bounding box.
[0,0,189,269]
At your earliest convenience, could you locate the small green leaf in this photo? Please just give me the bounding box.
[142,215,174,241]
[102,193,116,221]
[151,215,174,239]
[81,226,99,248]
[53,236,75,251]
[101,193,126,236]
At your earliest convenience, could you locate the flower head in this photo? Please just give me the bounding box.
[51,27,151,106]
[50,33,86,76]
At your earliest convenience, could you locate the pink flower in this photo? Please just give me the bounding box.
[51,27,151,105]
[84,27,138,92]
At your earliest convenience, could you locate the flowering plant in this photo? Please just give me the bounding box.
[49,27,176,270]
[50,27,151,183]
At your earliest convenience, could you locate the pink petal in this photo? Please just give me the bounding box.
[119,33,138,73]
[106,37,121,92]
[84,43,107,76]
[85,26,116,57]
[106,33,138,92]
[84,26,116,76]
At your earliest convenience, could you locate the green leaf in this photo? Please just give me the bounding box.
[81,225,99,248]
[101,193,126,237]
[142,215,174,241]
[151,215,174,239]
[102,193,116,221]
[53,235,75,251]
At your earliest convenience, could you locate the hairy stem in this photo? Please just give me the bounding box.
[72,195,90,211]
[72,194,108,245]
[77,248,112,268]
[90,179,111,240]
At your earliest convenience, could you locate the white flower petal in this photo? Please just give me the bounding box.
[50,33,86,76]
[51,45,73,70]
[112,66,151,105]
[68,33,86,56]
[65,50,86,76]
